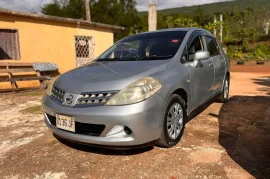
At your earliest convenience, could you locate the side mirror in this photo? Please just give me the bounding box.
[193,50,210,67]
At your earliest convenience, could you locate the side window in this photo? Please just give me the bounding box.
[187,36,203,61]
[205,36,220,56]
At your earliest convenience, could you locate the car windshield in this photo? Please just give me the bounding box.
[97,31,187,61]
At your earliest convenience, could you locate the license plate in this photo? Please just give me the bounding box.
[56,114,75,132]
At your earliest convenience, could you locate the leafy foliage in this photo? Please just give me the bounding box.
[42,0,85,19]
[253,44,270,60]
[227,43,270,61]
[42,0,270,61]
[42,0,141,41]
[139,0,270,16]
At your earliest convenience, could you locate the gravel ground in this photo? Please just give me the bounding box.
[0,66,269,179]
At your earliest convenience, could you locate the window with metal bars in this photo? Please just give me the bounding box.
[75,36,90,58]
[0,29,20,60]
[75,35,95,67]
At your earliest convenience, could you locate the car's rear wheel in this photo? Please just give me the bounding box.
[216,75,230,103]
[158,94,186,148]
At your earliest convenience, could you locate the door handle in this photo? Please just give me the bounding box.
[209,63,213,67]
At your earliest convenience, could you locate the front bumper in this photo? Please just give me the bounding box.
[42,94,166,147]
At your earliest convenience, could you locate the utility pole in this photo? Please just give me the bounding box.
[214,16,217,37]
[85,0,91,22]
[265,22,269,35]
[220,14,223,43]
[148,0,157,31]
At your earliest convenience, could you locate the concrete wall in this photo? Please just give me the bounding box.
[0,14,114,89]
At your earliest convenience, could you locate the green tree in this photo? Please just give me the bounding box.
[165,16,174,28]
[173,17,198,28]
[42,1,65,17]
[42,0,85,19]
[42,0,140,41]
[224,7,270,42]
[193,7,211,26]
[157,13,167,30]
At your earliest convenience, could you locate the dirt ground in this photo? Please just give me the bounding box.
[0,65,269,179]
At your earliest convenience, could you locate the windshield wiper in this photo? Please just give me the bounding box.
[97,58,118,61]
[97,58,137,61]
[137,55,173,61]
[97,55,173,62]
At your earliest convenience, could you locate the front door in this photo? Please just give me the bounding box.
[184,31,215,111]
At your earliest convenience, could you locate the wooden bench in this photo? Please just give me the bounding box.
[0,62,52,92]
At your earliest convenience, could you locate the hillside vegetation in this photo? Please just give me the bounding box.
[42,0,270,61]
[138,0,270,61]
[140,0,270,15]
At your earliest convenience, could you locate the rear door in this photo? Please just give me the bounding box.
[204,36,226,94]
[184,31,215,111]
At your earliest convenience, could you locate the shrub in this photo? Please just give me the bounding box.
[227,45,244,59]
[253,44,270,60]
[226,43,270,61]
[242,39,250,52]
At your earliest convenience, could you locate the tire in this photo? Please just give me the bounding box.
[216,75,230,103]
[158,94,186,148]
[237,60,244,65]
[256,61,265,65]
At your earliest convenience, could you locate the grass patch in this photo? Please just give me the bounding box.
[20,105,42,114]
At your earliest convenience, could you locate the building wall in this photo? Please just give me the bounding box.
[0,14,114,89]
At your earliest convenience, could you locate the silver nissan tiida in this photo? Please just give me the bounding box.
[42,28,230,148]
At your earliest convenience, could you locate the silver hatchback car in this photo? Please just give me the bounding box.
[42,28,230,148]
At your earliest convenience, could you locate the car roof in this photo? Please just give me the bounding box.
[151,27,202,32]
[130,28,213,37]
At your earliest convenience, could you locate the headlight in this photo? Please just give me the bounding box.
[46,76,60,96]
[106,77,162,105]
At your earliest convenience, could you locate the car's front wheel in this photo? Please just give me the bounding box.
[158,94,186,148]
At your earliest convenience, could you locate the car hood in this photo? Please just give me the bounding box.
[55,60,169,93]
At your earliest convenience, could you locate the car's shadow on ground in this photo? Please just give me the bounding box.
[53,134,154,156]
[252,76,270,95]
[53,95,270,177]
[218,95,270,178]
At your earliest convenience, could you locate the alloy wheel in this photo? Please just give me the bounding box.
[166,103,184,140]
[224,78,229,100]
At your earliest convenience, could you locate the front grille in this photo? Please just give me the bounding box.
[76,91,118,106]
[51,87,118,107]
[46,114,105,137]
[51,86,65,103]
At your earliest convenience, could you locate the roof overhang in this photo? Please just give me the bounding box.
[0,8,125,32]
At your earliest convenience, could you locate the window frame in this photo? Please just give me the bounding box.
[98,31,187,61]
[182,30,205,63]
[0,29,21,60]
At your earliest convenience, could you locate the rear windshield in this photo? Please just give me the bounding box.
[97,31,187,61]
